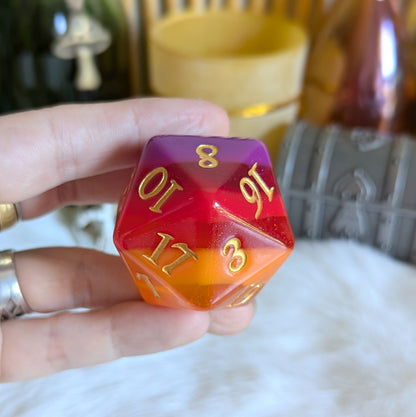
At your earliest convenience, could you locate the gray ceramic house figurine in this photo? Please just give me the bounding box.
[276,121,416,264]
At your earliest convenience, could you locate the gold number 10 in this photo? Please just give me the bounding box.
[138,167,183,213]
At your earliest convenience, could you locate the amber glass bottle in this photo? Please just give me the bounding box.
[0,0,130,114]
[401,0,416,135]
[300,0,407,133]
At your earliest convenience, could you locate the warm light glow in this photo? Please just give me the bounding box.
[380,19,397,80]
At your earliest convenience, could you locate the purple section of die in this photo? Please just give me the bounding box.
[142,135,272,168]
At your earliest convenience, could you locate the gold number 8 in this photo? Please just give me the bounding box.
[196,144,219,169]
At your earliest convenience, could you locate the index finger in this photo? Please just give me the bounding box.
[0,98,229,203]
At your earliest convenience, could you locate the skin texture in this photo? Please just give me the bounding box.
[0,98,254,382]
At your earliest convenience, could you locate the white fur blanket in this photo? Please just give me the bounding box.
[0,210,415,417]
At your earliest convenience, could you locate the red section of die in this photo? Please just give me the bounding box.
[114,135,294,310]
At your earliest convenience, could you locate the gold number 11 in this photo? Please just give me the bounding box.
[143,233,198,276]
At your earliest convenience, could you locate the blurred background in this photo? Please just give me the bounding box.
[3,0,416,140]
[3,0,416,137]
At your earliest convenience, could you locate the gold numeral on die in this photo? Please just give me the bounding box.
[196,144,219,169]
[240,163,274,219]
[136,273,161,299]
[223,237,247,273]
[138,167,183,213]
[143,232,198,276]
[227,283,265,307]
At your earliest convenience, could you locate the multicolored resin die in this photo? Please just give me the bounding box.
[113,135,294,310]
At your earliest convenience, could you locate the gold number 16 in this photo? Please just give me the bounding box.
[240,163,274,219]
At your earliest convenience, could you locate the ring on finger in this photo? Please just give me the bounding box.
[0,250,31,320]
[0,203,21,232]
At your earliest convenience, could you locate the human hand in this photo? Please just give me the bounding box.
[0,98,255,382]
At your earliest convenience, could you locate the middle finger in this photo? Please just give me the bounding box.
[15,247,140,313]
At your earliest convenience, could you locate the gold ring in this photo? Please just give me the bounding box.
[0,204,21,232]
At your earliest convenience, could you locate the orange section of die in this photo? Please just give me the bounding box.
[121,245,292,309]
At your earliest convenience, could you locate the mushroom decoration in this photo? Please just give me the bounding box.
[52,0,112,91]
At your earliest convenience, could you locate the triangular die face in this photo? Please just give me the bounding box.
[211,165,293,246]
[121,233,227,310]
[115,191,220,252]
[211,207,293,279]
[121,250,198,309]
[114,166,200,242]
[211,188,294,249]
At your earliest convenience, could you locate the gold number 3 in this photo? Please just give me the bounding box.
[223,238,247,273]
